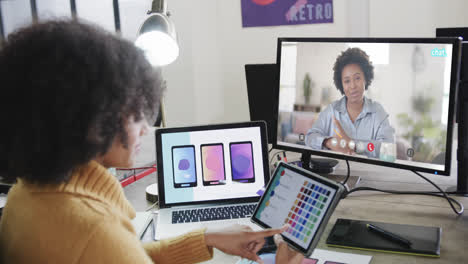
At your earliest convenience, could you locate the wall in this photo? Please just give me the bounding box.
[163,0,220,126]
[369,0,468,37]
[295,43,345,107]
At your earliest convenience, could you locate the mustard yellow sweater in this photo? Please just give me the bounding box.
[0,161,213,263]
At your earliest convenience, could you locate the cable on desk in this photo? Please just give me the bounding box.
[116,166,156,171]
[412,170,464,216]
[269,150,286,168]
[268,146,274,153]
[339,160,463,216]
[336,159,351,197]
[345,186,464,216]
[342,160,350,185]
[145,201,159,212]
[344,169,464,216]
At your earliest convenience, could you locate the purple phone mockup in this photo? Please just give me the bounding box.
[230,141,255,183]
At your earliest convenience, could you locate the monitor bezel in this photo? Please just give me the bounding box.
[273,37,462,176]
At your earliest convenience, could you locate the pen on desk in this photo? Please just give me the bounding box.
[366,224,412,247]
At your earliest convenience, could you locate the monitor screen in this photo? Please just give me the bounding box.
[275,38,461,175]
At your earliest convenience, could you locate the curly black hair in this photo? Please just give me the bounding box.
[333,47,374,95]
[0,20,164,184]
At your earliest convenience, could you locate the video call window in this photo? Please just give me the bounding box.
[277,40,457,172]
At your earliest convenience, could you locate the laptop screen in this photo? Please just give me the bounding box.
[156,121,270,208]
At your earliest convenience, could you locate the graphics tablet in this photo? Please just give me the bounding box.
[251,162,345,256]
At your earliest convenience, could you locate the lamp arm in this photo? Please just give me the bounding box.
[148,0,167,15]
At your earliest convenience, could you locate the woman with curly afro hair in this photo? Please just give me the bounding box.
[305,47,394,158]
[0,20,302,264]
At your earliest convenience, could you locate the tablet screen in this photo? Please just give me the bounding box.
[252,163,341,253]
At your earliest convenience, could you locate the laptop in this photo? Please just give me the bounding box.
[154,121,271,240]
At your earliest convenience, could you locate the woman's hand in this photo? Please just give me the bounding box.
[274,234,305,264]
[323,117,355,155]
[205,224,287,263]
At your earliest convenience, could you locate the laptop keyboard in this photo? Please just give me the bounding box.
[172,204,256,224]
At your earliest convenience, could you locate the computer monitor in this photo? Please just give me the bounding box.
[245,63,279,144]
[274,37,462,176]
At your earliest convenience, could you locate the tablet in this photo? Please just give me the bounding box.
[251,162,345,256]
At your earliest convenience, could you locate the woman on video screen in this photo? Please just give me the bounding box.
[305,47,395,159]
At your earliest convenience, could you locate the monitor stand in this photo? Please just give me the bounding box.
[300,153,361,189]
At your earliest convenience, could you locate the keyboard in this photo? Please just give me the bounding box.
[172,204,256,224]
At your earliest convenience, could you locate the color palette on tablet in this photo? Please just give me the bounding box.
[284,179,332,245]
[253,165,337,249]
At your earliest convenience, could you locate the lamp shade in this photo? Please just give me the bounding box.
[135,13,179,66]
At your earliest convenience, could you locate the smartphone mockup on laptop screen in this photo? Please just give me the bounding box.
[201,143,227,186]
[230,141,256,183]
[251,162,345,256]
[172,145,197,188]
[154,121,270,240]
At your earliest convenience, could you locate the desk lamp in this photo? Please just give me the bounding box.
[135,0,179,66]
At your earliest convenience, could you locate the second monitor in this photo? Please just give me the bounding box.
[274,37,461,176]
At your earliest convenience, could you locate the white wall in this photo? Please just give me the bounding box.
[295,43,345,107]
[75,0,115,32]
[369,0,468,37]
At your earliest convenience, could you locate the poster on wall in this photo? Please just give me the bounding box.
[241,0,333,28]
